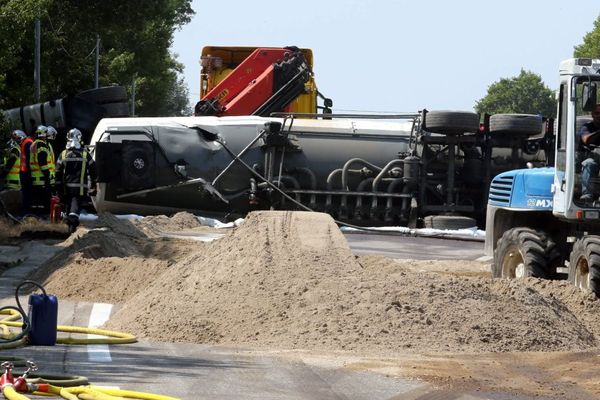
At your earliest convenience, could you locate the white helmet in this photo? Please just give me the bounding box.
[11,130,26,143]
[66,128,83,150]
[66,128,82,141]
[46,126,57,140]
[35,125,48,138]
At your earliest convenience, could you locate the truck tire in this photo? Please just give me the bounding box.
[102,102,130,117]
[76,86,128,105]
[422,111,480,135]
[423,215,476,230]
[492,227,555,279]
[489,114,543,136]
[569,237,600,297]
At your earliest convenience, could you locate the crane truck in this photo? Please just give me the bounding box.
[485,58,600,297]
[195,46,331,117]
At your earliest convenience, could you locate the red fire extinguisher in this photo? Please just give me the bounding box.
[49,195,62,224]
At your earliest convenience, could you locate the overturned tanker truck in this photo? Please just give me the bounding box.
[90,110,551,228]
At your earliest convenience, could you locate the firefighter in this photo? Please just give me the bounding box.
[1,130,26,191]
[54,128,98,233]
[19,129,35,216]
[31,125,56,213]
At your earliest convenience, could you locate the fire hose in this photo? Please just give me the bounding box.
[0,308,136,349]
[0,282,136,349]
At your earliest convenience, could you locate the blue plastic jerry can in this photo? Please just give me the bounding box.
[28,293,58,346]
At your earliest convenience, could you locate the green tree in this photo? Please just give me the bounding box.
[574,15,600,58]
[0,0,194,116]
[475,70,556,118]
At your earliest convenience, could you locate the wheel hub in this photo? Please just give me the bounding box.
[502,245,525,279]
[574,258,591,290]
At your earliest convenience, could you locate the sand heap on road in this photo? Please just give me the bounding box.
[30,212,206,304]
[94,210,600,354]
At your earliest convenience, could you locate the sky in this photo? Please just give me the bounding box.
[172,0,599,114]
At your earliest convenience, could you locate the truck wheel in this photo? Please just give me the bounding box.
[102,102,130,117]
[422,111,480,135]
[423,215,476,230]
[489,114,543,136]
[569,237,600,297]
[493,227,555,279]
[76,86,128,104]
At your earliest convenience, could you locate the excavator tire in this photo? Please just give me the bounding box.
[422,111,480,135]
[569,237,600,297]
[489,114,543,136]
[423,215,476,230]
[493,227,556,279]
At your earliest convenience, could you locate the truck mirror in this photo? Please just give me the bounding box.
[324,98,333,108]
[582,82,597,112]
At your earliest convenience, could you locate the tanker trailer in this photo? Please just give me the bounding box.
[89,115,420,225]
[89,112,548,227]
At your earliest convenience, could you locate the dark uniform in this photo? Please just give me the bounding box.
[54,146,97,232]
[579,119,600,200]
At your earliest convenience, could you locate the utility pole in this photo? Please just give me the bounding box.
[34,18,41,101]
[131,74,136,116]
[94,34,100,88]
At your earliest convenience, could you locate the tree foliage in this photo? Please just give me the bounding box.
[474,70,555,118]
[0,0,193,116]
[574,14,600,58]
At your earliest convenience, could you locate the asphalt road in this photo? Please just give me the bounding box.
[344,232,486,261]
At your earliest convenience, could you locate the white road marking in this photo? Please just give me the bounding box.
[87,303,113,362]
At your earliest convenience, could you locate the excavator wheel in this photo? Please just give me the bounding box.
[493,227,557,279]
[569,237,600,297]
[422,111,480,135]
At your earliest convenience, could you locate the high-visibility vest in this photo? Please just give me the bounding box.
[5,147,20,189]
[19,137,33,172]
[58,149,89,196]
[30,139,45,186]
[31,139,55,185]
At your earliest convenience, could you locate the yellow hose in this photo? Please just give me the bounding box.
[57,386,180,400]
[0,320,136,345]
[90,386,180,400]
[56,325,136,345]
[1,386,29,400]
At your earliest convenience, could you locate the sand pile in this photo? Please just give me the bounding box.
[31,214,204,303]
[94,210,600,354]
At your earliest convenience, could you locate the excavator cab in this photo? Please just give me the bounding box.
[552,59,600,220]
[197,46,322,117]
